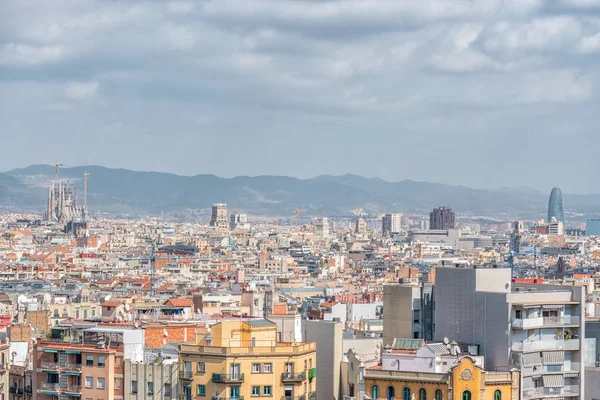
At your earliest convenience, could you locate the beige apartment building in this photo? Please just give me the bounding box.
[180,320,317,400]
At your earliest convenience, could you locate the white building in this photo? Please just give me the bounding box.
[315,217,330,238]
[435,266,585,400]
[382,213,402,235]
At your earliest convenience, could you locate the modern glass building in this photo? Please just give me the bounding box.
[586,218,600,236]
[547,187,565,223]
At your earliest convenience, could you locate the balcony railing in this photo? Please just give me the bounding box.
[523,385,579,400]
[40,361,60,370]
[521,362,580,376]
[63,385,82,393]
[25,386,32,393]
[9,387,16,394]
[281,396,306,400]
[181,371,194,379]
[512,316,580,329]
[65,363,82,371]
[282,372,307,382]
[39,383,60,391]
[211,373,245,383]
[512,339,579,352]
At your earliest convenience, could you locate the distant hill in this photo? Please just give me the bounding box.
[2,165,599,219]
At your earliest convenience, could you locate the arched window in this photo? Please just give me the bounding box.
[494,390,501,400]
[371,385,380,399]
[419,389,426,400]
[435,389,443,400]
[53,309,59,317]
[462,391,472,400]
[402,387,410,400]
[387,386,395,400]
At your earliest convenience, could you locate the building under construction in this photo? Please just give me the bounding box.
[44,172,90,237]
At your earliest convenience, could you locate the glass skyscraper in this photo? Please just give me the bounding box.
[547,187,565,223]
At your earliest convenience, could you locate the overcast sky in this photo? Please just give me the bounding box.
[1,0,599,194]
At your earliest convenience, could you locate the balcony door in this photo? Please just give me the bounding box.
[230,363,241,380]
[284,385,294,399]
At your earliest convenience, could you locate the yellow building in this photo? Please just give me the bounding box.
[364,357,519,400]
[180,319,317,400]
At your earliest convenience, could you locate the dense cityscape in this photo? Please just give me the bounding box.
[0,167,599,400]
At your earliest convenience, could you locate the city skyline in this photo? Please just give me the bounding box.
[2,1,600,193]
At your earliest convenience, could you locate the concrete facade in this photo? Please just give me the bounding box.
[303,320,343,400]
[383,285,421,344]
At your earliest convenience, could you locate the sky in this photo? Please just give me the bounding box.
[1,0,600,194]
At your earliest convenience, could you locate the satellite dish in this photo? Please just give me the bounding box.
[443,337,450,345]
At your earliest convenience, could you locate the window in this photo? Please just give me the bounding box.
[462,391,471,400]
[387,386,395,400]
[53,310,59,317]
[263,363,272,373]
[371,385,380,399]
[197,362,205,372]
[98,356,106,367]
[84,310,88,318]
[435,389,443,400]
[230,387,240,399]
[131,380,137,394]
[92,309,96,317]
[515,309,523,319]
[402,387,410,400]
[62,308,68,317]
[252,386,260,396]
[252,363,261,373]
[115,379,122,389]
[85,377,93,389]
[47,374,59,384]
[264,386,272,396]
[97,378,105,390]
[419,388,426,400]
[76,310,80,318]
[494,390,501,400]
[147,382,153,394]
[86,355,94,366]
[165,383,172,397]
[197,385,205,396]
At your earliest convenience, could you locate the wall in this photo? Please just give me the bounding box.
[383,285,419,344]
[303,320,342,400]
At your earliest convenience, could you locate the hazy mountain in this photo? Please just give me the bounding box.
[2,165,599,219]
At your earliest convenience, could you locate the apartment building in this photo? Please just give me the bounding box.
[434,266,585,400]
[1,341,9,400]
[124,347,179,400]
[180,319,317,400]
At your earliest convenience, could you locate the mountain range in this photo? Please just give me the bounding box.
[0,165,598,220]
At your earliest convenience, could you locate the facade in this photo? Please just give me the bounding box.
[548,187,565,224]
[124,347,179,400]
[180,320,316,400]
[382,285,422,344]
[229,214,249,230]
[363,356,520,400]
[586,218,600,236]
[210,204,229,232]
[1,341,9,400]
[381,214,401,236]
[303,320,342,400]
[355,218,367,235]
[434,266,585,400]
[430,207,455,230]
[315,218,330,238]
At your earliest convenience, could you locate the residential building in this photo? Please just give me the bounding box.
[315,218,329,238]
[434,266,585,400]
[382,285,423,344]
[210,204,229,233]
[124,346,179,400]
[355,218,367,235]
[303,319,342,400]
[429,207,455,230]
[179,319,316,400]
[229,214,249,230]
[1,340,9,400]
[381,214,401,236]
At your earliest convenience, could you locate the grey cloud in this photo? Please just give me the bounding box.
[0,0,599,193]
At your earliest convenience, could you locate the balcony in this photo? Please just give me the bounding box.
[282,372,307,383]
[25,386,32,394]
[211,373,245,383]
[38,383,60,393]
[181,371,194,380]
[65,363,82,371]
[521,363,580,376]
[63,385,82,393]
[40,361,60,370]
[9,387,16,394]
[512,316,580,330]
[523,385,579,400]
[281,396,306,400]
[512,339,579,352]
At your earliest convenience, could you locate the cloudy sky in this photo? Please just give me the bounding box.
[1,0,599,194]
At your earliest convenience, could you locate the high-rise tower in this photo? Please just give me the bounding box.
[429,206,455,230]
[547,187,565,223]
[210,203,229,232]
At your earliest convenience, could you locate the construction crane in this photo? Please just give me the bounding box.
[119,243,158,297]
[294,209,306,227]
[45,161,63,182]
